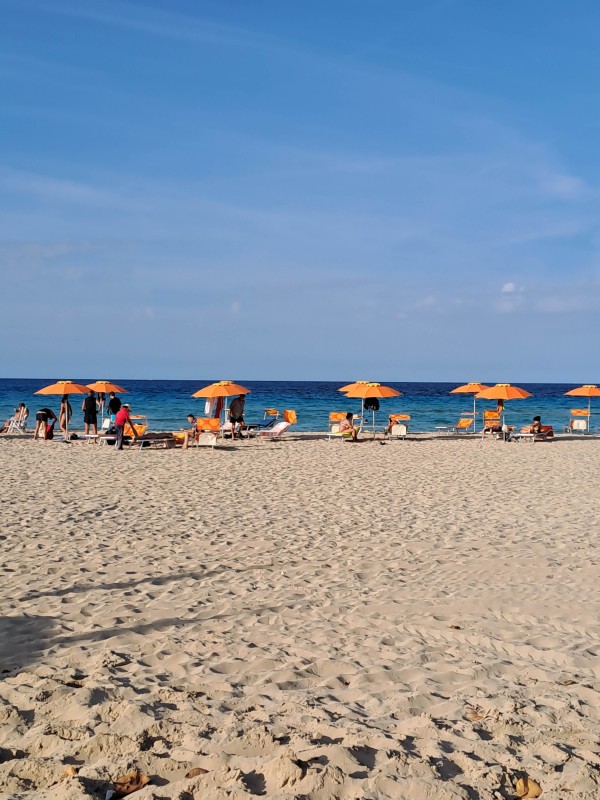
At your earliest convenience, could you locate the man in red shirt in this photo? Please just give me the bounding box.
[114,404,139,450]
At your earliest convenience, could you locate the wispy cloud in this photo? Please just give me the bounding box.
[19,0,286,51]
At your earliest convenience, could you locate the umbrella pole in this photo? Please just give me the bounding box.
[589,397,591,433]
[473,396,477,433]
[223,399,229,439]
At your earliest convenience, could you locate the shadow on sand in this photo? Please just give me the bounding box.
[0,616,57,674]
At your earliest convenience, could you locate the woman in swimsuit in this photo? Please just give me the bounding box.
[59,395,72,439]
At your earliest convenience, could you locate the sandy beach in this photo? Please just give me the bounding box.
[1,435,600,799]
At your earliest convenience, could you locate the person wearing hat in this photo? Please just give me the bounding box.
[114,403,139,450]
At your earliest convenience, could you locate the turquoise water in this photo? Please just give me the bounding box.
[0,379,593,433]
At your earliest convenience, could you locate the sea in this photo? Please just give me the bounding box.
[0,379,590,433]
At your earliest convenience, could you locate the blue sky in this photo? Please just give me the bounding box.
[1,0,599,380]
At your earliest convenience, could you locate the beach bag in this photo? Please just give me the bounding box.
[364,397,380,412]
[45,421,55,440]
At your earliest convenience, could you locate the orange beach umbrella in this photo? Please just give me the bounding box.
[35,380,89,396]
[340,382,401,400]
[476,383,532,401]
[475,383,532,425]
[86,380,128,394]
[564,384,600,431]
[192,381,251,425]
[192,380,250,398]
[338,380,371,393]
[339,381,401,434]
[450,382,490,432]
[35,380,89,440]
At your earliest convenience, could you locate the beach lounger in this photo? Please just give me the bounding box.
[5,407,29,434]
[195,417,220,447]
[98,415,150,447]
[125,415,148,438]
[328,412,346,435]
[263,408,280,419]
[512,425,554,443]
[435,418,473,434]
[133,432,177,449]
[564,409,589,433]
[327,411,359,441]
[481,411,502,439]
[258,420,291,440]
[387,414,410,440]
[245,417,277,435]
[221,421,235,440]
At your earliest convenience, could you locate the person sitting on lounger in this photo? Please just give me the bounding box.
[182,414,198,450]
[339,412,358,441]
[518,416,543,437]
[530,415,542,434]
[1,403,28,433]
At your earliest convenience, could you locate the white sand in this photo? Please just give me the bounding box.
[1,435,600,799]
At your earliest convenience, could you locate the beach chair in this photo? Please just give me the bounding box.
[258,420,291,440]
[328,411,346,435]
[5,407,29,434]
[435,418,473,434]
[125,415,148,438]
[481,410,502,439]
[221,420,235,440]
[536,425,554,441]
[387,414,410,440]
[513,424,554,443]
[245,417,278,436]
[327,411,358,441]
[195,417,220,448]
[565,409,589,433]
[98,416,149,447]
[263,408,280,420]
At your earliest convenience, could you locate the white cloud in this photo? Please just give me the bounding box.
[501,282,516,293]
[414,296,436,310]
[539,171,587,201]
[495,295,524,314]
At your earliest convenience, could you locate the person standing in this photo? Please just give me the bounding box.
[229,394,246,439]
[59,395,72,440]
[107,392,122,422]
[82,390,99,436]
[114,403,139,450]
